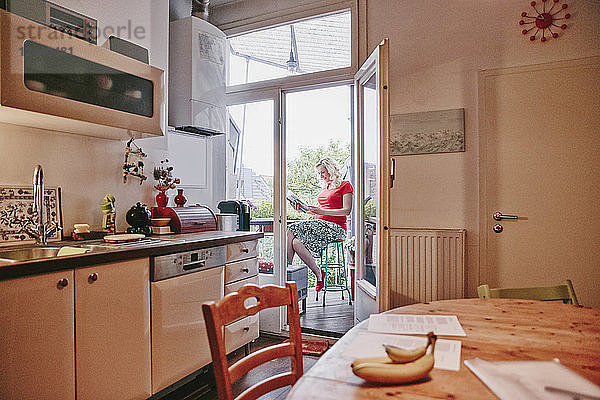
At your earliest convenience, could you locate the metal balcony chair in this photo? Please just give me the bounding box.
[477,279,579,305]
[316,239,351,307]
[202,282,303,400]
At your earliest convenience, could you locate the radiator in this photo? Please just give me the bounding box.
[389,228,466,307]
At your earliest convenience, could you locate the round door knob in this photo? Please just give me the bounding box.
[493,224,503,233]
[57,278,69,288]
[88,273,98,283]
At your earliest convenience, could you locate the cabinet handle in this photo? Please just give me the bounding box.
[241,248,249,253]
[88,273,98,283]
[242,268,249,273]
[57,278,69,289]
[243,327,250,332]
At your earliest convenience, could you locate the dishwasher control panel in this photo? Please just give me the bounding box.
[151,245,226,281]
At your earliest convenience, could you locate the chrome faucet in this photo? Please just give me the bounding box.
[24,165,61,245]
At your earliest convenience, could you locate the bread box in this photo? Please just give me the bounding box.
[151,205,216,233]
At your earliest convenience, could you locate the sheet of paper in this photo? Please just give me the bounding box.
[465,358,600,400]
[368,314,467,337]
[343,332,462,371]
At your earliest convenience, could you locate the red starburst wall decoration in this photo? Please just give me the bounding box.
[519,0,571,42]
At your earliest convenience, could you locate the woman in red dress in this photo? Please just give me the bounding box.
[287,157,353,291]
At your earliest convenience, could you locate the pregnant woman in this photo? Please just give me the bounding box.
[287,157,353,291]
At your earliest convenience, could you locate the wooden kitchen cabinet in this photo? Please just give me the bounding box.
[75,258,151,400]
[0,270,75,400]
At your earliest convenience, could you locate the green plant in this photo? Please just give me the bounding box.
[365,200,376,218]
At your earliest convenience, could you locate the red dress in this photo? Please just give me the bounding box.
[316,180,353,230]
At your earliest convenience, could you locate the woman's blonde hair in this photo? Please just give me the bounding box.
[315,157,342,188]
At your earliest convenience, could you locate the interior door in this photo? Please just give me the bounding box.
[353,39,390,322]
[479,57,600,308]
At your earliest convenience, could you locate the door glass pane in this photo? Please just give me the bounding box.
[285,86,352,290]
[363,73,377,286]
[227,101,275,274]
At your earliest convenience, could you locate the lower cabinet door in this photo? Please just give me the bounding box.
[0,270,75,400]
[151,266,225,394]
[75,259,151,400]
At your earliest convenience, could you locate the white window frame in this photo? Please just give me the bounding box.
[224,1,358,96]
[224,2,357,333]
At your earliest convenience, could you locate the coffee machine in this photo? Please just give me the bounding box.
[217,200,250,231]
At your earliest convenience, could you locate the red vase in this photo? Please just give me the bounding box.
[174,189,187,207]
[156,191,168,207]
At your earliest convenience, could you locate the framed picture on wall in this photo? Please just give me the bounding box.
[390,108,465,156]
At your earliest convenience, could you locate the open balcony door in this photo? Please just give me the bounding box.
[353,39,391,323]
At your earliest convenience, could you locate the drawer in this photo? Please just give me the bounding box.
[225,276,259,323]
[225,258,258,284]
[225,314,259,354]
[226,240,258,263]
[225,275,259,295]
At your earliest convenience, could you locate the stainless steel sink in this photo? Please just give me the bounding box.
[0,247,64,262]
[76,244,115,251]
[0,238,174,264]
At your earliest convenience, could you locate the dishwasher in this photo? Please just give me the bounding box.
[150,245,225,394]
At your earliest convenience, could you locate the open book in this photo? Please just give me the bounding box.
[286,191,309,213]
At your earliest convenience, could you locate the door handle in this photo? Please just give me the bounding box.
[390,158,395,188]
[493,212,519,221]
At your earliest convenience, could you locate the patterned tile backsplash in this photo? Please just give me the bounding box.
[0,186,62,244]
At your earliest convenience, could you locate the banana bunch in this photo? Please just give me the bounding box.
[351,332,437,384]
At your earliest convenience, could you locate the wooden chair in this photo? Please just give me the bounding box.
[477,279,579,305]
[202,282,303,400]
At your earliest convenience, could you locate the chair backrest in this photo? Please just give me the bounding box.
[202,282,303,400]
[477,279,579,305]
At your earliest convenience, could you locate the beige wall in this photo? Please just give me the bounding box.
[213,0,600,297]
[367,0,600,296]
[0,1,220,238]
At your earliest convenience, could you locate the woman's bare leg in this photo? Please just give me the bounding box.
[286,229,296,265]
[292,238,322,281]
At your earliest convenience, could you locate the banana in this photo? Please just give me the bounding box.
[351,352,434,384]
[350,356,393,368]
[351,332,437,384]
[383,331,435,363]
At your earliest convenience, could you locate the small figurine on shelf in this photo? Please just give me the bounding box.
[153,159,180,207]
[100,194,116,234]
[123,139,147,185]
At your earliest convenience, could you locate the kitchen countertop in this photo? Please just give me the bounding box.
[0,231,263,281]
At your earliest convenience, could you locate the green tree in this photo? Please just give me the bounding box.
[250,140,350,220]
[287,140,351,207]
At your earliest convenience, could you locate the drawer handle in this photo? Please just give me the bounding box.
[183,260,206,271]
[88,273,98,283]
[242,268,249,273]
[243,327,250,332]
[241,248,249,253]
[57,278,69,289]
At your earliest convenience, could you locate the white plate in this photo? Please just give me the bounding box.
[103,233,145,243]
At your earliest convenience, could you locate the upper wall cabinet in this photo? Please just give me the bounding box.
[169,16,226,135]
[0,10,165,139]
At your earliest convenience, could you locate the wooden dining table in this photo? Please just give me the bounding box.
[286,298,600,399]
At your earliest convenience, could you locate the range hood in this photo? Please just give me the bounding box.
[169,16,226,136]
